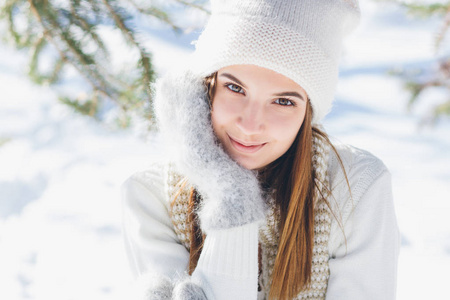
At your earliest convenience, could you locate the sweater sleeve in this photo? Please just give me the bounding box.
[191,222,260,300]
[122,167,260,300]
[326,152,400,300]
[121,167,189,282]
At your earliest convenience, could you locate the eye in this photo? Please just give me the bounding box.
[226,83,244,94]
[274,98,296,106]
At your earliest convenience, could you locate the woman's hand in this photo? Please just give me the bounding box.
[153,68,267,232]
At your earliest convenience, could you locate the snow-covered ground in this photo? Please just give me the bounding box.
[1,1,449,299]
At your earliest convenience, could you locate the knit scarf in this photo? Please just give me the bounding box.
[167,132,332,300]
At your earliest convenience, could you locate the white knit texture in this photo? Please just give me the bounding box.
[190,0,361,123]
[195,223,259,278]
[122,143,400,299]
[192,223,259,300]
[257,132,332,299]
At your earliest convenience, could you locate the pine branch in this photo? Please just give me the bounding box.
[2,0,207,128]
[405,81,425,111]
[3,0,34,47]
[29,34,47,83]
[378,0,450,123]
[101,0,135,45]
[402,3,449,17]
[29,36,65,85]
[85,0,104,16]
[68,2,134,95]
[69,1,109,56]
[374,1,450,17]
[434,100,450,117]
[28,0,113,101]
[435,5,450,49]
[174,0,210,14]
[127,0,181,32]
[101,0,154,95]
[59,93,99,117]
[29,2,93,75]
[52,14,119,97]
[0,137,11,147]
[3,1,22,45]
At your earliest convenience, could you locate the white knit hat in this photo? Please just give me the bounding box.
[189,0,361,124]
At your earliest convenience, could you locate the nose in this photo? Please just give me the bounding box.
[236,100,264,135]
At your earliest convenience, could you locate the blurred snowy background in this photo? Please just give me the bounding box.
[0,0,449,299]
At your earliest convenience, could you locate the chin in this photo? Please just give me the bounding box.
[235,158,264,170]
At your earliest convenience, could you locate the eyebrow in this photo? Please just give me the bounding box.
[274,91,306,101]
[219,73,247,88]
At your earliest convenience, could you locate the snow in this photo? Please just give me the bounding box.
[1,1,449,299]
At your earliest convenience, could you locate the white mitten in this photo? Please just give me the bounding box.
[153,69,267,232]
[172,276,208,300]
[134,272,174,300]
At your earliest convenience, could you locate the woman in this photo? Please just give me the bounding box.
[122,0,400,299]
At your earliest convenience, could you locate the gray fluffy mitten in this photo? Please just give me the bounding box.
[172,276,208,300]
[153,69,267,231]
[134,272,174,300]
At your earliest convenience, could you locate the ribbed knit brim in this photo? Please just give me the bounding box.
[189,0,360,124]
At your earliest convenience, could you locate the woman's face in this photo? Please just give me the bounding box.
[211,64,308,170]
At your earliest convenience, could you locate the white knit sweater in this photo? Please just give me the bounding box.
[121,143,400,300]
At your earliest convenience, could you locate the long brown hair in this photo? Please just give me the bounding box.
[178,72,349,299]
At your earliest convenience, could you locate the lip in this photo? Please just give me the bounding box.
[228,134,266,153]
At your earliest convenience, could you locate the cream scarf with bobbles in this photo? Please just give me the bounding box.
[167,132,332,300]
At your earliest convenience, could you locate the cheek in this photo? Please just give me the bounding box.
[268,112,305,144]
[211,95,241,128]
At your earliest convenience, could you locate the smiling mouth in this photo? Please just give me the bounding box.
[228,135,266,153]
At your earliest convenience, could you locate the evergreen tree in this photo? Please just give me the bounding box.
[380,0,450,124]
[0,0,208,128]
